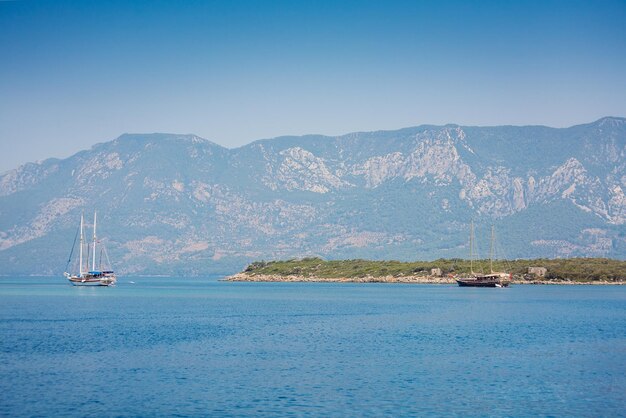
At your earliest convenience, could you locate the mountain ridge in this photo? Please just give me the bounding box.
[3,116,624,177]
[1,117,624,275]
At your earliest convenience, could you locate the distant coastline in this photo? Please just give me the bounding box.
[226,257,626,285]
[227,273,624,285]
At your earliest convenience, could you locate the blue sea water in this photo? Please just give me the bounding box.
[0,277,625,417]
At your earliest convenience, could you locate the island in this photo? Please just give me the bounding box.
[226,257,626,285]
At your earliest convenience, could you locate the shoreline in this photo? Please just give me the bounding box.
[225,273,626,285]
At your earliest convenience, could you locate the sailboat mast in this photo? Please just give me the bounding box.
[470,220,474,274]
[92,211,97,271]
[490,225,494,274]
[79,213,84,277]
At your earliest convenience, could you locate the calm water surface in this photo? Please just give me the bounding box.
[1,277,625,416]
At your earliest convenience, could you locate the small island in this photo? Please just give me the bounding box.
[227,257,626,285]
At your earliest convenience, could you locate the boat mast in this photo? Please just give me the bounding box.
[490,225,494,274]
[470,220,474,275]
[79,213,84,277]
[92,211,97,271]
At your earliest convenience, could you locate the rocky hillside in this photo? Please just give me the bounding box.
[1,117,625,275]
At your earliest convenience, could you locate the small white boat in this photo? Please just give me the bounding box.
[64,211,117,287]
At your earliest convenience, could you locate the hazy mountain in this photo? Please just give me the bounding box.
[1,117,625,276]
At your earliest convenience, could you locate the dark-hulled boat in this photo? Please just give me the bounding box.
[457,222,510,288]
[456,273,511,287]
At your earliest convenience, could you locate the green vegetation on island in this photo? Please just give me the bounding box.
[242,257,626,283]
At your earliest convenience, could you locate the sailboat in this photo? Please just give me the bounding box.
[456,222,511,288]
[64,211,117,286]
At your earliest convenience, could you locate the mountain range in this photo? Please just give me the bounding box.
[1,117,625,276]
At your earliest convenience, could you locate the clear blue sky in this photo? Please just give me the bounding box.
[1,0,625,172]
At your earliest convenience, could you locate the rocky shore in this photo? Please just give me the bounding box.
[226,273,455,284]
[225,273,625,285]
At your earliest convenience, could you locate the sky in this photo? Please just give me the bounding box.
[1,0,625,173]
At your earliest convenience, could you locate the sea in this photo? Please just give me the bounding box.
[1,277,625,417]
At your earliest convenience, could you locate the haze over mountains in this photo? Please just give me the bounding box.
[1,117,625,276]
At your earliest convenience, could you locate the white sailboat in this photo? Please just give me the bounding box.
[64,211,116,286]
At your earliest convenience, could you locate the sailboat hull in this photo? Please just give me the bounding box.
[456,277,510,287]
[67,274,116,286]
